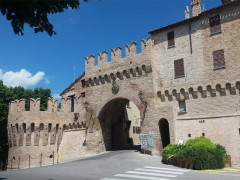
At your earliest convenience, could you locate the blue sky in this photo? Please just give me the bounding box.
[0,0,221,99]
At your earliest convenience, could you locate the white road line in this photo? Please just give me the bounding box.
[114,174,169,180]
[145,166,191,172]
[100,178,127,180]
[135,168,184,175]
[126,171,177,178]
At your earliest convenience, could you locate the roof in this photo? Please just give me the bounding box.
[148,0,240,34]
[60,72,85,96]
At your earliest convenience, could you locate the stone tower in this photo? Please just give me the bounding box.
[191,0,202,17]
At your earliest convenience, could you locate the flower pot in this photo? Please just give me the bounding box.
[181,159,186,168]
[184,159,189,168]
[176,159,180,167]
[188,159,193,169]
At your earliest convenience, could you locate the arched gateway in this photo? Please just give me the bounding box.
[98,98,140,150]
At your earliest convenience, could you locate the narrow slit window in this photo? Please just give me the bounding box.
[209,15,221,35]
[168,31,175,47]
[179,100,186,111]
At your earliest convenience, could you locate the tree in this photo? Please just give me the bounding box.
[0,0,88,36]
[0,80,52,161]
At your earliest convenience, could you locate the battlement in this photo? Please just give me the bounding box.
[84,37,154,78]
[9,96,85,114]
[157,81,240,102]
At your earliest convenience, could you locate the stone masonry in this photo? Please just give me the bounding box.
[8,0,240,168]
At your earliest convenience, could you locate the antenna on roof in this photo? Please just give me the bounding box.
[72,63,76,95]
[203,3,206,11]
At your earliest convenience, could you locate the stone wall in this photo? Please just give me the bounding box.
[7,97,87,168]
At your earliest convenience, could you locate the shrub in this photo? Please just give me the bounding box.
[185,136,216,150]
[161,137,227,170]
[162,144,178,164]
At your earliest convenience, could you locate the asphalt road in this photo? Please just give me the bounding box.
[0,150,240,180]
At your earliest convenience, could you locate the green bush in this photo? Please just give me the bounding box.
[161,144,178,164]
[185,136,216,150]
[161,137,227,170]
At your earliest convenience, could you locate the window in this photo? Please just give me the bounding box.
[81,92,85,97]
[202,133,205,137]
[213,49,225,69]
[209,15,221,35]
[81,80,86,88]
[179,100,186,111]
[71,96,74,112]
[188,134,191,138]
[174,59,185,77]
[167,31,175,47]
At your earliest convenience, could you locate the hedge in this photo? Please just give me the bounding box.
[161,136,227,170]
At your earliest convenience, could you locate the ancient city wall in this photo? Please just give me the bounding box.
[8,97,87,168]
[83,38,155,153]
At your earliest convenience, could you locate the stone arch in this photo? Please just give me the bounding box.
[96,93,142,117]
[159,118,170,149]
[97,97,141,150]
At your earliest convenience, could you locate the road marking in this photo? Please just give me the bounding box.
[125,171,177,178]
[135,168,184,175]
[114,174,169,180]
[145,166,191,172]
[223,168,240,171]
[100,178,126,180]
[194,171,240,177]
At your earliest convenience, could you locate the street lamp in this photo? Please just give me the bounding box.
[138,91,147,126]
[138,91,143,102]
[83,100,93,133]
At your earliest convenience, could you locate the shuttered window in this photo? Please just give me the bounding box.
[174,59,185,77]
[168,31,175,47]
[209,15,221,34]
[213,49,225,69]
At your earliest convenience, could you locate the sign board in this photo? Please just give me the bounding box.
[139,132,154,149]
[141,139,147,149]
[147,132,154,147]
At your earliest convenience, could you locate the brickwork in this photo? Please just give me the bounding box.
[7,0,240,168]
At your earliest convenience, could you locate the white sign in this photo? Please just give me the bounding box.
[140,132,154,149]
[147,132,154,147]
[141,139,147,149]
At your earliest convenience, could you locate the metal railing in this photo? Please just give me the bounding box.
[2,151,56,170]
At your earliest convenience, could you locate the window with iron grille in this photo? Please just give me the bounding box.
[174,59,185,77]
[209,15,221,35]
[213,49,225,69]
[168,31,175,47]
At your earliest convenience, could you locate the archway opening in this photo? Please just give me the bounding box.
[98,98,140,150]
[159,118,170,149]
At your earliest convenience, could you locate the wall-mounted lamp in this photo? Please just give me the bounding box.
[138,91,143,102]
[83,100,93,133]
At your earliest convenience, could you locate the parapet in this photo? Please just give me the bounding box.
[9,96,84,115]
[84,37,154,75]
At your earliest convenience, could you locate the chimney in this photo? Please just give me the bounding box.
[191,0,202,17]
[185,6,190,19]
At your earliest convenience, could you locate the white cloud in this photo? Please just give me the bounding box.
[52,94,61,100]
[0,69,46,88]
